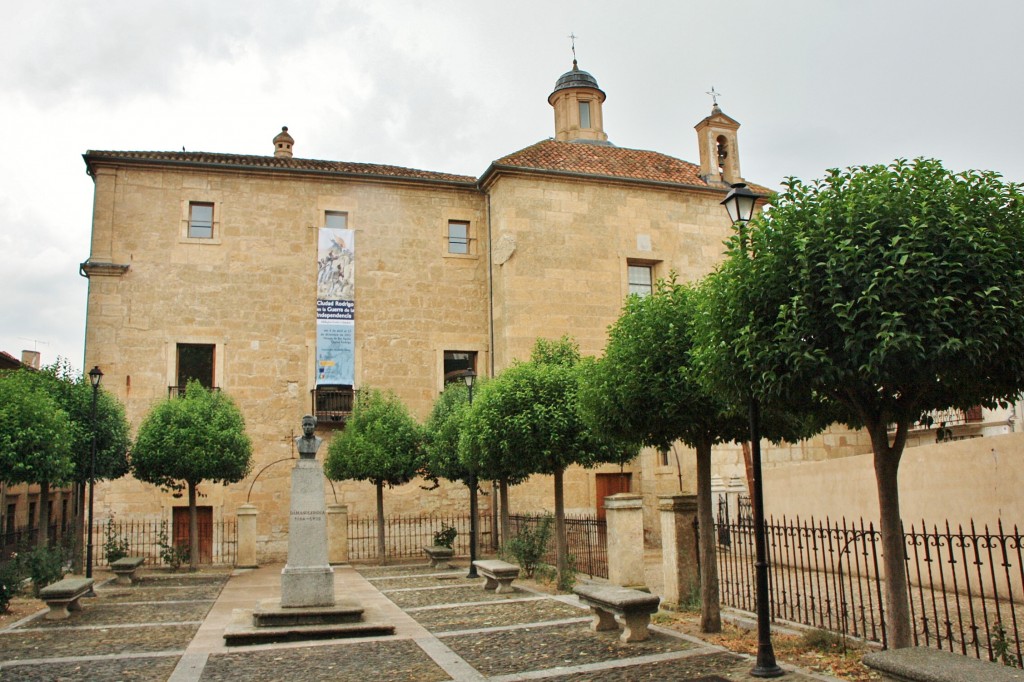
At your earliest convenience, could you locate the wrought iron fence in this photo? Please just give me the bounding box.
[1,522,70,565]
[508,513,608,578]
[88,518,237,567]
[715,515,1024,666]
[346,512,493,561]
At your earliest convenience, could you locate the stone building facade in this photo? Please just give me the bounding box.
[80,61,870,558]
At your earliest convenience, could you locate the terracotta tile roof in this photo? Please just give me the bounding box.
[83,150,477,185]
[490,139,771,194]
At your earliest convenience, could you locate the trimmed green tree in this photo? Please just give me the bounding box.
[132,381,252,571]
[462,337,637,585]
[35,360,130,567]
[579,279,747,631]
[0,369,74,547]
[700,158,1024,648]
[325,388,422,563]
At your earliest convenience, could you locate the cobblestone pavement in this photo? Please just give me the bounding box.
[0,563,845,681]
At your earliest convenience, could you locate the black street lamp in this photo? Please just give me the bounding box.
[463,368,479,579]
[85,366,103,585]
[721,183,783,678]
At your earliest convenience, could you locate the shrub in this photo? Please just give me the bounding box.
[432,523,458,549]
[156,524,189,572]
[23,545,66,596]
[501,514,553,578]
[0,558,25,612]
[103,518,130,565]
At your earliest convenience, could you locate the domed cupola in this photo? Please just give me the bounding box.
[548,60,609,144]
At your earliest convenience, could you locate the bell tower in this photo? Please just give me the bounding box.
[548,60,609,144]
[695,103,743,185]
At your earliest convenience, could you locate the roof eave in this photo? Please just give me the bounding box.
[82,153,479,190]
[480,162,769,197]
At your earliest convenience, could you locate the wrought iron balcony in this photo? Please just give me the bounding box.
[312,385,355,424]
[168,385,221,399]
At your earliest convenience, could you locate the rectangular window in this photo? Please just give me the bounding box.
[28,502,36,529]
[325,211,348,229]
[628,264,653,297]
[188,202,214,239]
[443,351,477,383]
[176,343,215,391]
[448,221,470,254]
[5,504,15,535]
[579,101,591,128]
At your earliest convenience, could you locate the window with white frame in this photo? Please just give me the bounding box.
[628,263,654,297]
[448,220,470,254]
[188,202,214,239]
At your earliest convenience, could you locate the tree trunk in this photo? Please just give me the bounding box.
[491,480,499,549]
[376,480,387,565]
[869,421,912,649]
[695,439,722,632]
[499,478,510,546]
[740,441,754,498]
[188,482,199,572]
[37,481,50,548]
[553,467,567,585]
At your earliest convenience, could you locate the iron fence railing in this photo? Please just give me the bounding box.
[1,522,71,564]
[87,518,237,567]
[508,513,608,578]
[715,515,1024,666]
[346,512,493,561]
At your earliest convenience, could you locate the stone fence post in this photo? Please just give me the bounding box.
[605,493,645,588]
[327,503,349,564]
[659,494,698,610]
[237,504,258,568]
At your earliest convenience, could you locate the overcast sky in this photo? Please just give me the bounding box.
[3,1,1022,374]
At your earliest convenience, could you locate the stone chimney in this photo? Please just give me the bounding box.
[273,126,294,158]
[21,350,40,369]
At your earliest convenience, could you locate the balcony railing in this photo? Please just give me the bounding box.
[891,406,985,433]
[168,385,221,398]
[312,386,355,424]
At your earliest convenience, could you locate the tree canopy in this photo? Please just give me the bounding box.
[422,381,474,486]
[463,337,636,583]
[579,279,746,630]
[132,381,252,569]
[325,388,422,562]
[0,368,74,488]
[700,158,1024,647]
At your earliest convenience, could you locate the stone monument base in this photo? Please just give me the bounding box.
[280,565,335,608]
[223,598,395,646]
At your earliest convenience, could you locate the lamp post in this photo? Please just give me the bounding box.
[85,366,103,585]
[463,368,479,579]
[721,183,783,678]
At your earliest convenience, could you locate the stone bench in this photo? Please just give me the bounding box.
[39,577,94,620]
[472,559,520,594]
[110,556,145,585]
[573,583,660,643]
[863,647,1024,682]
[423,545,455,569]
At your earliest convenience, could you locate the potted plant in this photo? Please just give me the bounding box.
[423,523,457,568]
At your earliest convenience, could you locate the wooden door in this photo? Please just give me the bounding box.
[172,506,213,563]
[595,473,632,521]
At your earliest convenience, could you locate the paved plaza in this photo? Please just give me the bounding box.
[0,563,845,681]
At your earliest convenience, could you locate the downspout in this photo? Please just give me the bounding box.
[486,191,495,378]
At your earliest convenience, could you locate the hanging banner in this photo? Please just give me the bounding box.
[316,228,355,386]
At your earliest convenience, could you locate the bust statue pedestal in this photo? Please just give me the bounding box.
[280,458,334,607]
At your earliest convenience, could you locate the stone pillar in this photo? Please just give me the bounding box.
[280,459,334,608]
[605,493,645,588]
[327,503,348,565]
[659,494,699,610]
[236,504,258,568]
